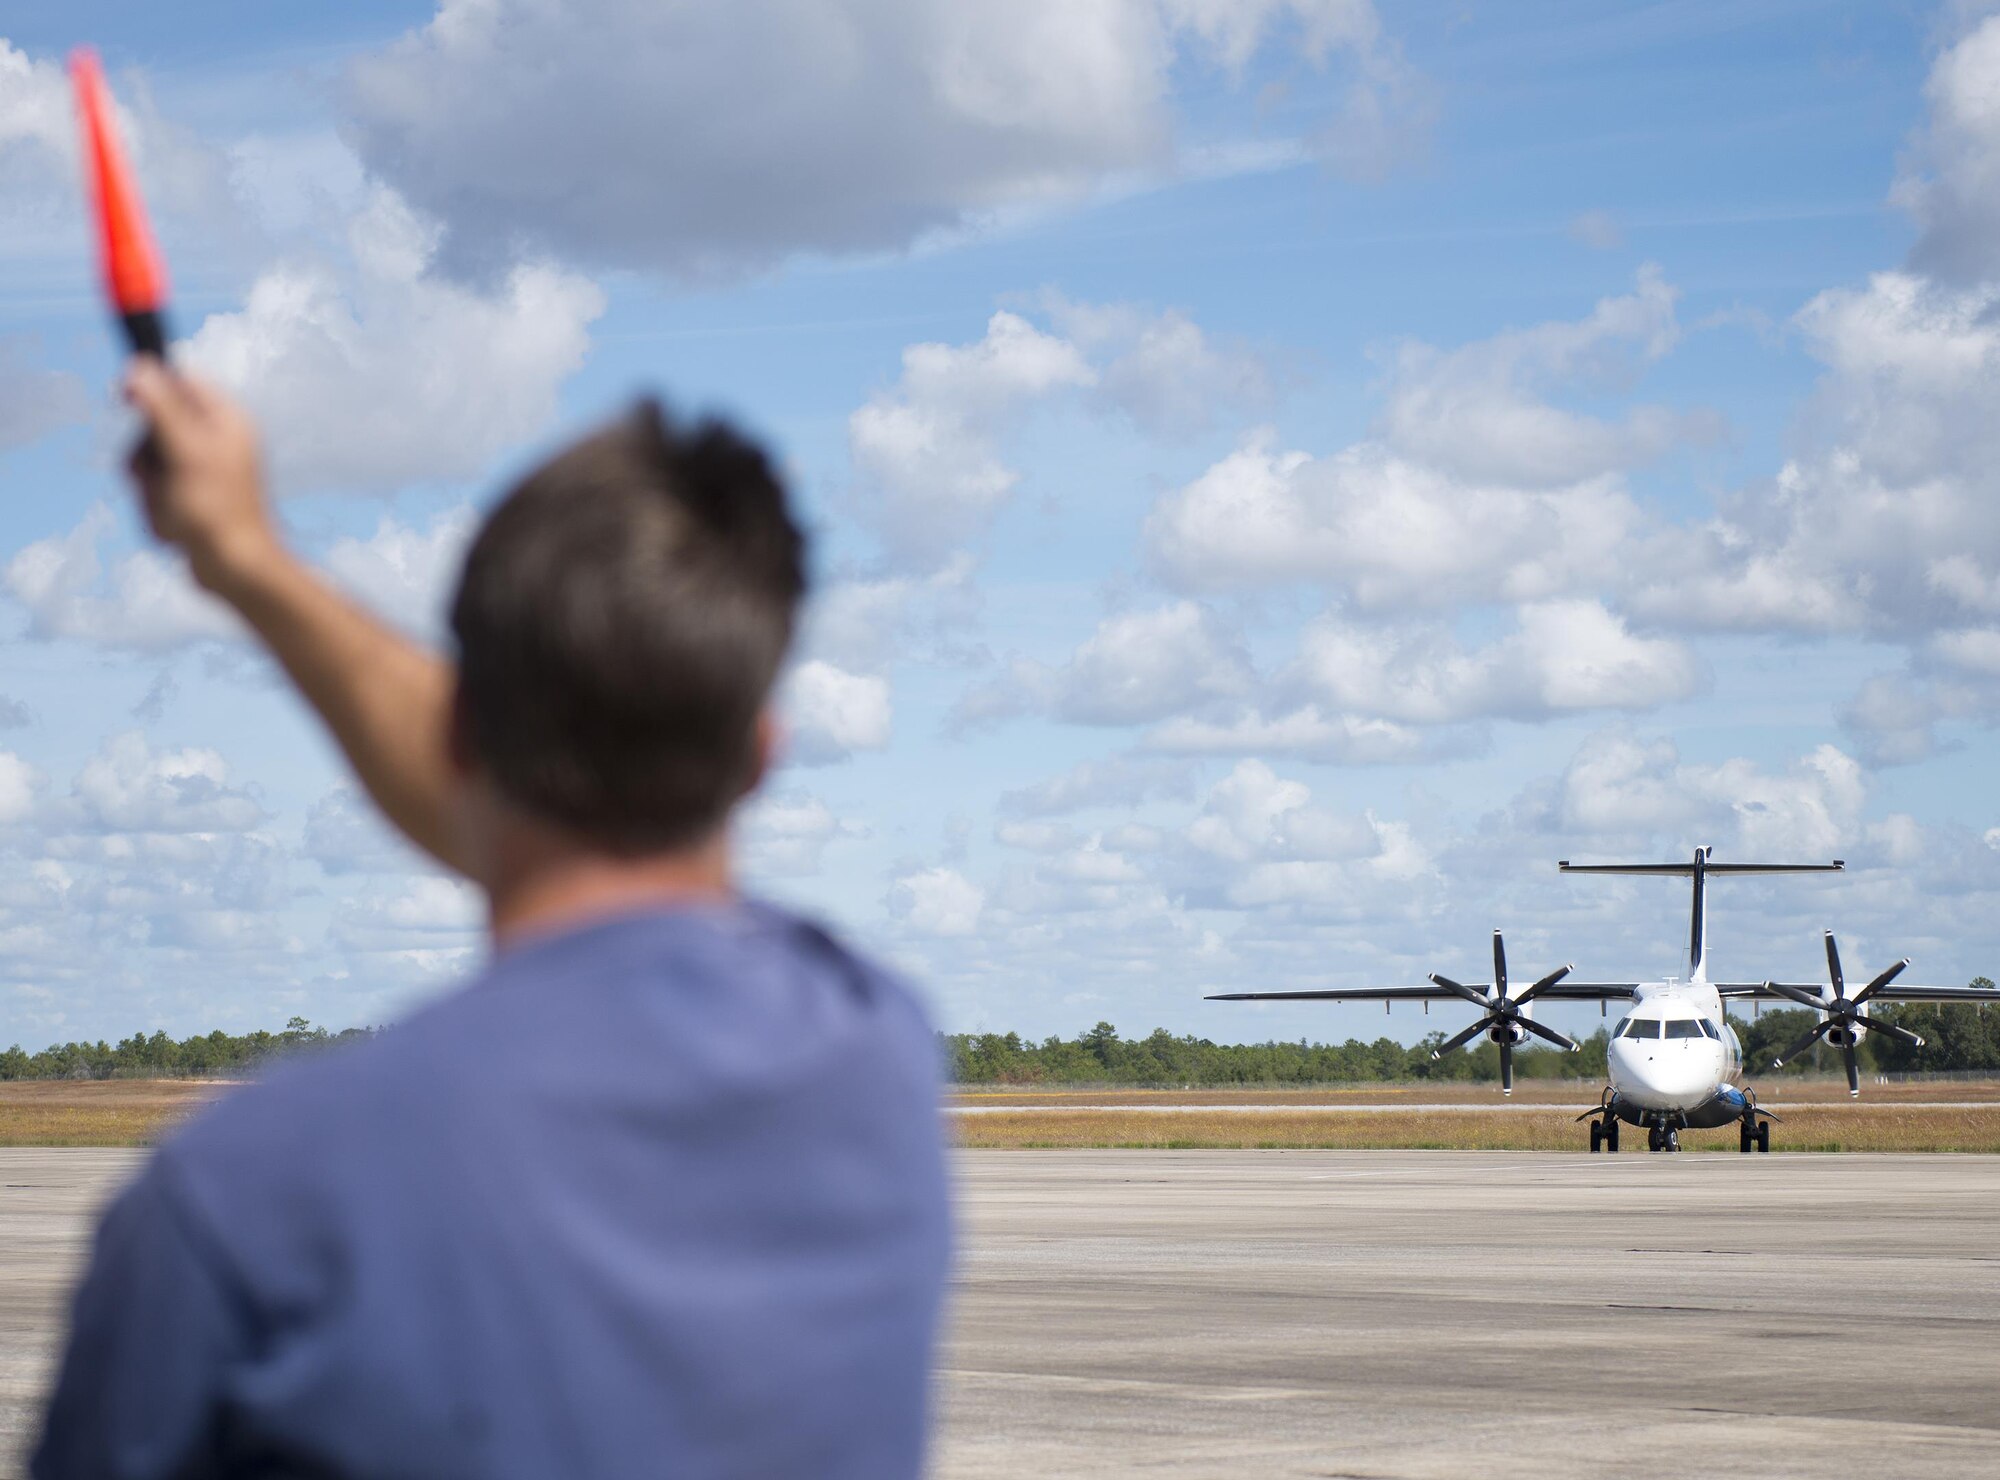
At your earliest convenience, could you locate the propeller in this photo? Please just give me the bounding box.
[1764,931,1925,1096]
[1429,931,1580,1094]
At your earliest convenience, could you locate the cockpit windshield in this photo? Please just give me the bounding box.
[1616,1017,1661,1039]
[1697,1019,1722,1040]
[1663,1019,1704,1039]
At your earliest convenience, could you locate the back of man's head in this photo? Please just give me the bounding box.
[450,399,807,855]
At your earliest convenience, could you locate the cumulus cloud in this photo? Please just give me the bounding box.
[340,0,1425,280]
[953,602,1254,729]
[1377,267,1710,489]
[67,731,266,835]
[1291,600,1703,724]
[1040,296,1275,437]
[1142,706,1438,764]
[1147,433,1640,607]
[323,506,477,637]
[782,659,892,764]
[5,506,240,652]
[889,864,985,937]
[850,310,1093,562]
[1519,729,1866,860]
[740,790,863,877]
[1897,12,2000,284]
[181,188,604,495]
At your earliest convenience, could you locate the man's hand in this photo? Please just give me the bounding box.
[124,362,283,598]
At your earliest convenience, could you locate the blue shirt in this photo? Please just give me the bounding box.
[34,903,952,1479]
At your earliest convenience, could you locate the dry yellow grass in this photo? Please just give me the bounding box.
[949,1079,2000,1108]
[951,1105,2000,1152]
[0,1081,232,1146]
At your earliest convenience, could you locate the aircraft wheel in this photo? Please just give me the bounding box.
[1589,1122,1603,1153]
[1739,1124,1754,1154]
[1647,1126,1662,1152]
[1756,1122,1770,1154]
[1605,1121,1619,1153]
[1664,1128,1680,1153]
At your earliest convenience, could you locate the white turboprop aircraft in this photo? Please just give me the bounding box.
[1208,848,2000,1153]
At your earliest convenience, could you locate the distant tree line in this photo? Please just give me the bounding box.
[0,1018,372,1081]
[8,992,1998,1087]
[944,986,2000,1087]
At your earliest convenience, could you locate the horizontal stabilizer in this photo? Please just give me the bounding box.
[1558,861,1844,875]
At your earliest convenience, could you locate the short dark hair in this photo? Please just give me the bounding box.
[449,398,807,853]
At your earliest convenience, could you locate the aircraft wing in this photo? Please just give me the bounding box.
[1207,982,1640,1003]
[1717,981,2000,1004]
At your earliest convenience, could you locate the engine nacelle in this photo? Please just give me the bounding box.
[1488,1021,1527,1047]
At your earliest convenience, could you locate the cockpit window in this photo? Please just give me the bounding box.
[1664,1019,1704,1040]
[1696,1018,1722,1040]
[1617,1018,1661,1039]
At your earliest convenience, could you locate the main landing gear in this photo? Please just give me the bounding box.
[1737,1090,1774,1153]
[1579,1089,1621,1152]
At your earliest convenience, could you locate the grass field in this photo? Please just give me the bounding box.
[3,1079,1998,1152]
[0,1080,230,1145]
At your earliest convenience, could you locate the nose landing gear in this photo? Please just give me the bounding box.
[1645,1123,1681,1153]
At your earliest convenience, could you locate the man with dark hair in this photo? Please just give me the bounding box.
[32,365,951,1479]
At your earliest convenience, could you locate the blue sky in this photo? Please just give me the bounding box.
[4,0,2000,1050]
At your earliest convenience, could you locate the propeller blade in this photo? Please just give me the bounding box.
[1770,1019,1835,1069]
[1428,974,1490,1007]
[1491,931,1509,1000]
[1843,1042,1859,1096]
[1514,965,1574,1007]
[1430,1018,1493,1058]
[1824,931,1844,996]
[1762,981,1830,1012]
[1860,1018,1924,1049]
[1499,1041,1513,1095]
[1518,1016,1580,1053]
[1853,959,1911,1005]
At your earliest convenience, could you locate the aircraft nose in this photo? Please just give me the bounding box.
[1611,1038,1722,1109]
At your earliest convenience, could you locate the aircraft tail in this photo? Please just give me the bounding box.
[1558,849,1844,984]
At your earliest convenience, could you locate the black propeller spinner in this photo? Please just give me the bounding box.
[1764,930,1926,1096]
[1428,931,1581,1094]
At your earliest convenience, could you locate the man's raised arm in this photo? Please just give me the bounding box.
[124,362,474,879]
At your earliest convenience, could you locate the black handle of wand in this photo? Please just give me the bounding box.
[121,308,170,476]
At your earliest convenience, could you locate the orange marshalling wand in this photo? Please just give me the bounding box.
[70,47,171,359]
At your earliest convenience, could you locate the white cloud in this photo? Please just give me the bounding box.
[1376,267,1703,490]
[850,310,1093,563]
[1293,600,1702,723]
[782,660,892,764]
[323,506,477,638]
[955,602,1254,729]
[1147,433,1639,607]
[1897,13,2000,284]
[1143,705,1436,764]
[1524,729,1866,860]
[340,0,1423,280]
[740,790,863,878]
[0,752,42,826]
[1041,296,1274,437]
[5,506,240,651]
[890,865,985,937]
[181,187,604,494]
[68,731,266,835]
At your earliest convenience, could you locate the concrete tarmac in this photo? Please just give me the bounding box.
[934,1151,2000,1479]
[2,1149,1997,1478]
